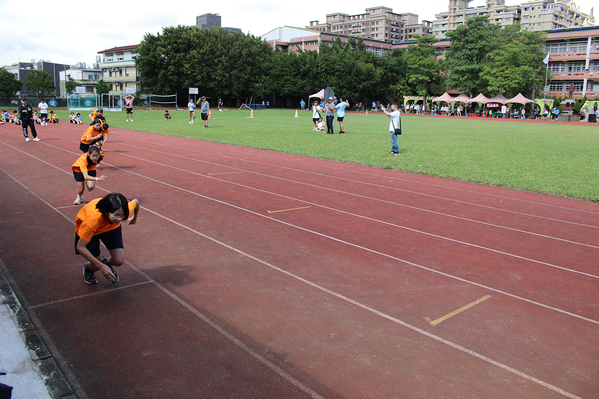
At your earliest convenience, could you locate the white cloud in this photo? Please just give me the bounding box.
[0,0,595,67]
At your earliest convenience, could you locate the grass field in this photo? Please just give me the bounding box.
[54,108,599,201]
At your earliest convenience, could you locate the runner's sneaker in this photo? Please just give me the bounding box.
[74,196,82,205]
[102,257,119,284]
[33,137,40,141]
[25,137,30,142]
[83,262,98,285]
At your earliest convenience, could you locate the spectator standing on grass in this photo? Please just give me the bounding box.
[324,97,335,134]
[312,100,322,131]
[188,99,196,124]
[72,146,106,205]
[75,192,139,285]
[300,99,305,111]
[198,96,210,129]
[124,96,134,122]
[381,102,401,156]
[568,109,573,122]
[218,98,223,112]
[335,97,349,134]
[18,98,40,142]
[38,99,49,126]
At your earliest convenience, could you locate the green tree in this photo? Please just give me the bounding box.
[482,25,546,98]
[25,70,55,97]
[404,35,443,103]
[136,25,272,105]
[95,79,110,95]
[0,68,22,97]
[445,16,501,95]
[65,75,77,95]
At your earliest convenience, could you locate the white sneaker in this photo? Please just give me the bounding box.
[74,196,82,205]
[130,119,133,121]
[25,137,30,142]
[33,137,40,141]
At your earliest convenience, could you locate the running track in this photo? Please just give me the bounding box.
[0,120,598,399]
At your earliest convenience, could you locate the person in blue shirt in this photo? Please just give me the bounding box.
[334,97,350,134]
[300,99,305,111]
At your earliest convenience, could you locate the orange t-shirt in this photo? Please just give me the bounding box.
[71,153,97,174]
[75,198,136,242]
[81,125,103,144]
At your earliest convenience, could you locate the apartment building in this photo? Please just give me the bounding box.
[544,26,599,98]
[59,65,102,96]
[307,6,432,43]
[97,45,141,95]
[262,26,395,56]
[520,0,595,31]
[433,0,594,39]
[433,0,522,39]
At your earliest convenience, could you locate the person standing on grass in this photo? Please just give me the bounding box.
[198,96,210,128]
[18,98,40,142]
[218,98,223,112]
[312,100,322,131]
[76,192,139,285]
[324,97,335,134]
[124,96,134,122]
[72,146,106,205]
[335,97,349,134]
[300,99,305,111]
[381,102,401,155]
[188,98,196,124]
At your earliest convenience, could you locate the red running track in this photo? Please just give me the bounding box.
[1,121,598,399]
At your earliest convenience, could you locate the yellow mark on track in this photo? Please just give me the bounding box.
[208,172,243,176]
[426,295,492,326]
[267,206,312,214]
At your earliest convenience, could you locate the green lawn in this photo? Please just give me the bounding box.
[55,108,599,201]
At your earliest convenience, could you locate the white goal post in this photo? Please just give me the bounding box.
[145,93,179,110]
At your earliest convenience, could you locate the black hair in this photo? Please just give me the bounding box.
[102,123,109,131]
[86,146,102,168]
[91,118,103,127]
[96,193,130,220]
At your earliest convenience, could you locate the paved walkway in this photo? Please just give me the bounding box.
[0,269,73,399]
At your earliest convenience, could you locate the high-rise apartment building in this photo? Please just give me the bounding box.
[307,6,432,43]
[520,0,594,31]
[433,0,594,39]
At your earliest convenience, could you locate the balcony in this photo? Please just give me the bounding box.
[551,71,599,81]
[549,51,599,62]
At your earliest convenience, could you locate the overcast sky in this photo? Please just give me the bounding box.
[0,0,595,67]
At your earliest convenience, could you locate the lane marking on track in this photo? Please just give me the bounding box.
[267,206,312,214]
[0,156,587,399]
[426,295,492,326]
[208,171,243,176]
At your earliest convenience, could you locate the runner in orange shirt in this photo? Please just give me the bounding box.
[80,118,105,153]
[72,146,106,205]
[75,192,140,285]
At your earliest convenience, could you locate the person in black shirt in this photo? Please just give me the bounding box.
[18,99,40,142]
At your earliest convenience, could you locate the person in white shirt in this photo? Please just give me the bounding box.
[381,102,401,155]
[311,100,323,131]
[38,99,49,126]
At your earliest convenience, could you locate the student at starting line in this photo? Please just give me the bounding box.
[75,192,140,285]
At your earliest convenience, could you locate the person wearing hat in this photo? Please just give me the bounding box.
[197,96,210,129]
[18,98,40,142]
[324,97,335,134]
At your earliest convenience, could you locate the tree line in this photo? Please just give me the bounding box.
[134,16,547,108]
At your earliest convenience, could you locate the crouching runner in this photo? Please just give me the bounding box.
[75,192,140,285]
